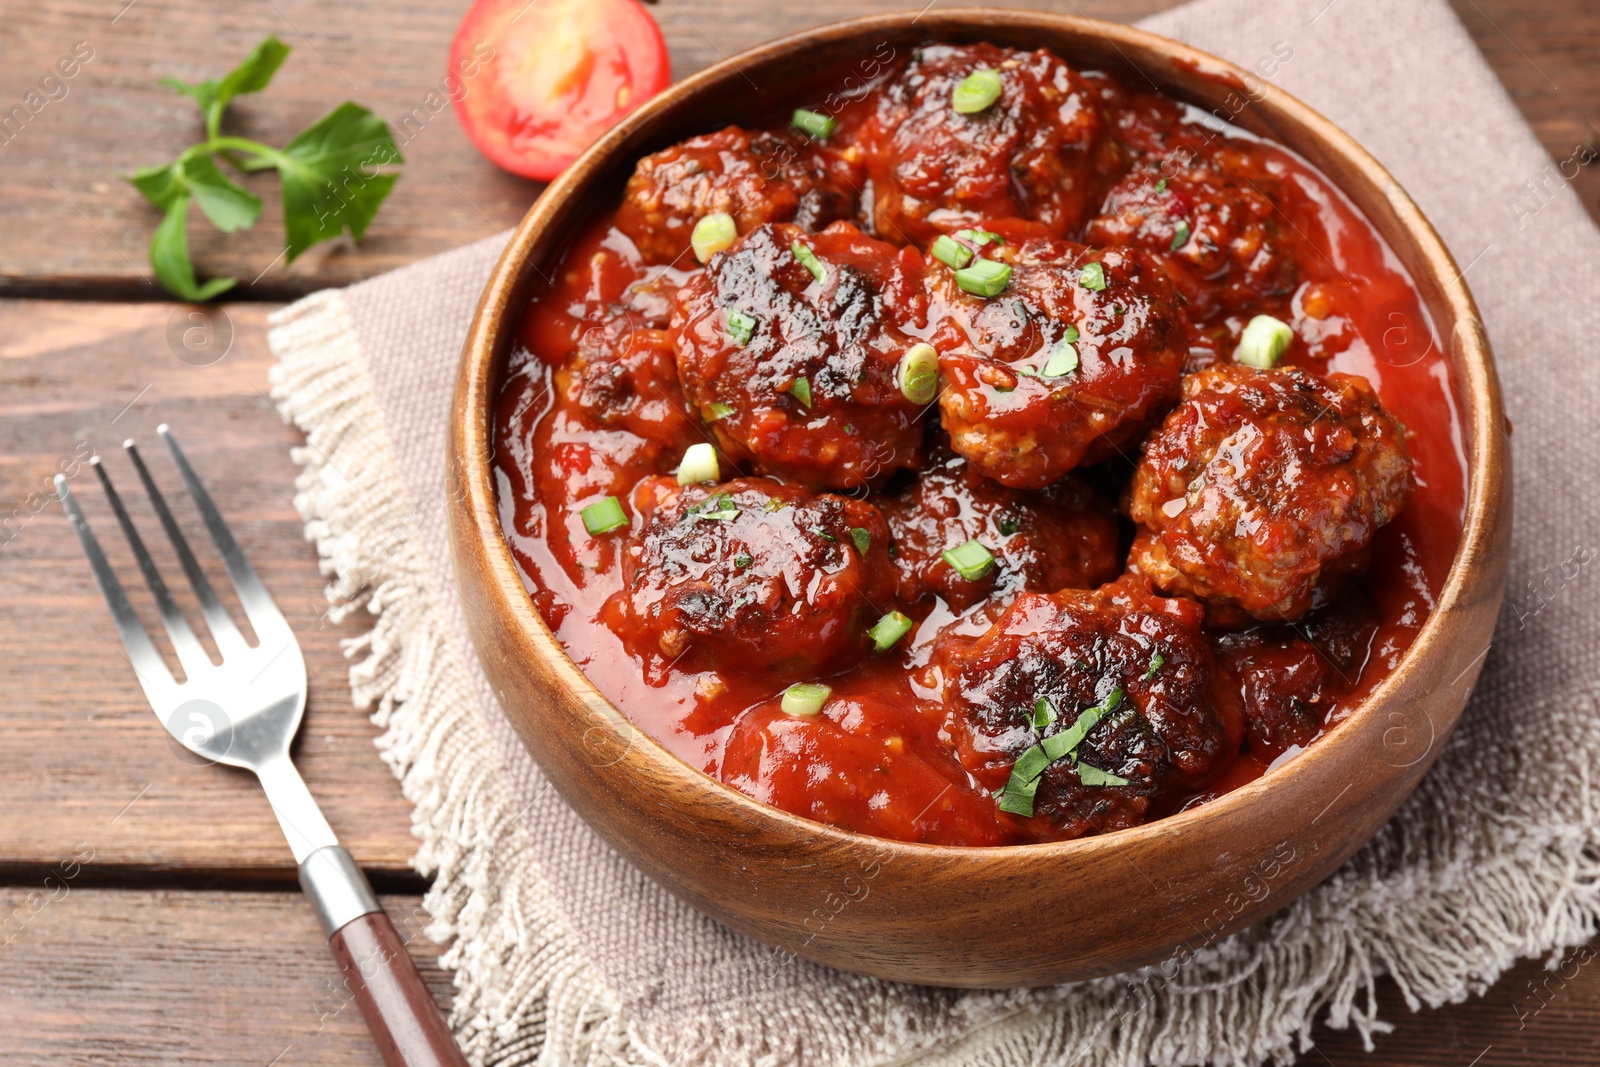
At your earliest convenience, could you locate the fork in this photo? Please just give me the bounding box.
[57,425,468,1067]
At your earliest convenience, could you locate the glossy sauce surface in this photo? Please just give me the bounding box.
[493,50,1467,845]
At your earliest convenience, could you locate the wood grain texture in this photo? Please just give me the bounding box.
[0,886,1595,1066]
[0,299,420,880]
[0,0,1593,299]
[0,889,452,1067]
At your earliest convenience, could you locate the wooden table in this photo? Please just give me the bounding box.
[2,1,1595,1063]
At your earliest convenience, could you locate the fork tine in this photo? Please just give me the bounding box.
[157,425,284,631]
[93,453,215,676]
[56,470,176,694]
[124,439,248,650]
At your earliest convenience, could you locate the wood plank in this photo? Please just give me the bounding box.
[5,0,1593,298]
[0,299,420,879]
[0,889,449,1066]
[1,885,1596,1066]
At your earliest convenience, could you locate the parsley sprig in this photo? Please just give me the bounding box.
[127,37,403,301]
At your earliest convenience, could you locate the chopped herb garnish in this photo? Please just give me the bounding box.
[952,69,1003,114]
[931,234,973,270]
[1077,763,1131,787]
[706,401,736,421]
[579,496,628,535]
[956,228,1004,246]
[791,108,836,141]
[1236,314,1295,369]
[1170,220,1192,251]
[786,376,813,407]
[781,681,831,717]
[868,610,914,652]
[898,343,940,404]
[676,442,720,486]
[810,526,838,542]
[1063,324,1080,343]
[725,309,757,346]
[850,527,872,555]
[686,493,740,521]
[941,539,995,581]
[996,688,1128,815]
[763,498,789,513]
[692,212,738,263]
[1043,340,1079,377]
[791,239,826,283]
[1143,653,1165,681]
[1032,697,1057,732]
[733,551,753,569]
[1112,304,1125,315]
[955,258,1012,297]
[1155,177,1168,192]
[1079,262,1107,291]
[998,516,1021,536]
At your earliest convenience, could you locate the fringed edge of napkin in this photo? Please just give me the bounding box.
[262,286,1600,1067]
[265,290,662,1067]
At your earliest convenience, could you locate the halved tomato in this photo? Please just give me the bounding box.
[449,0,671,181]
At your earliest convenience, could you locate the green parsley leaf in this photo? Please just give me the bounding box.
[850,527,871,555]
[1077,763,1131,787]
[1155,177,1168,193]
[276,102,403,261]
[161,36,290,140]
[149,195,238,303]
[1032,697,1057,732]
[1143,653,1165,681]
[1079,261,1107,291]
[183,154,263,233]
[734,551,754,569]
[1170,220,1192,251]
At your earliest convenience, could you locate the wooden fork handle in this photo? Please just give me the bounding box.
[299,846,468,1067]
[329,910,470,1067]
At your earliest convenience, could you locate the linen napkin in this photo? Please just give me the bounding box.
[267,0,1600,1063]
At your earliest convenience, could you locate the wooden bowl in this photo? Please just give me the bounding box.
[447,10,1511,987]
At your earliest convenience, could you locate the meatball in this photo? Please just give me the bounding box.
[1213,593,1379,756]
[882,449,1121,612]
[1128,364,1411,622]
[556,319,699,456]
[616,126,861,265]
[605,477,896,677]
[858,44,1110,247]
[938,579,1241,840]
[720,694,1005,845]
[930,237,1190,488]
[1084,146,1297,323]
[671,221,929,489]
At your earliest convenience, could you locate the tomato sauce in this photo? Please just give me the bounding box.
[491,47,1466,845]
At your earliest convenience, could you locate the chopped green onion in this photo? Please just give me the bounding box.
[787,376,813,407]
[763,498,788,513]
[734,551,753,569]
[691,212,738,263]
[809,526,837,542]
[1143,653,1165,681]
[791,240,826,283]
[1032,697,1057,732]
[1155,178,1168,193]
[676,442,720,485]
[1079,262,1107,291]
[952,69,1003,114]
[956,228,1004,246]
[850,527,871,555]
[791,108,837,141]
[726,309,757,346]
[931,234,974,270]
[1236,314,1295,369]
[706,401,736,421]
[580,496,628,535]
[898,343,939,405]
[955,259,1012,297]
[942,539,995,581]
[1077,763,1131,787]
[1170,220,1192,251]
[781,682,831,717]
[1042,340,1079,377]
[868,610,914,652]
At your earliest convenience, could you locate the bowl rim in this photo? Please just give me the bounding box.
[451,9,1505,861]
